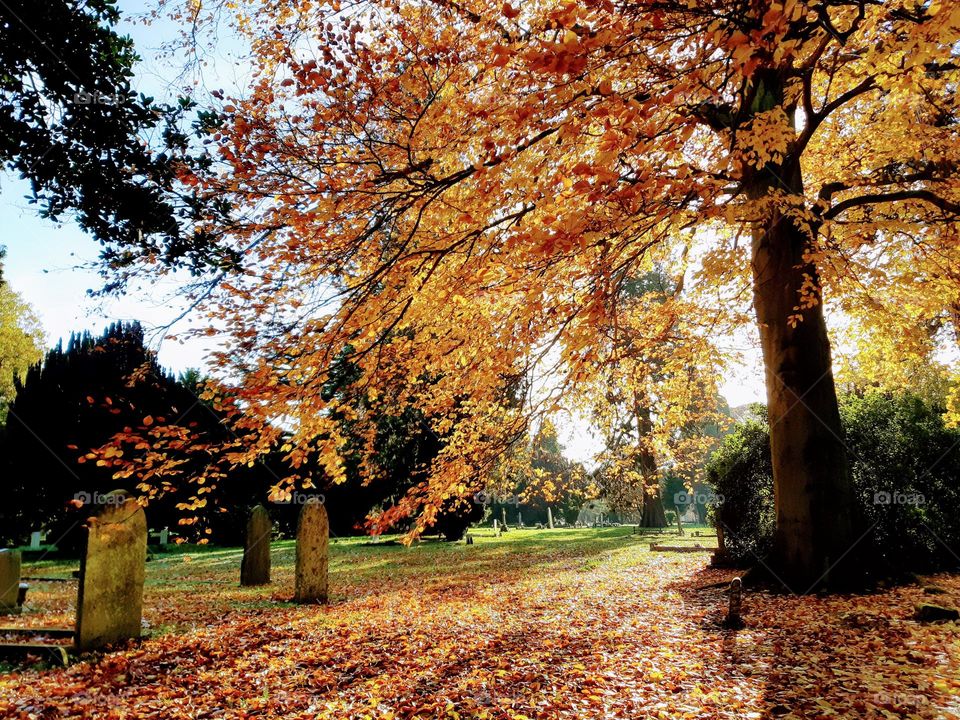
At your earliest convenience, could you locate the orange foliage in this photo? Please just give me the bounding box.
[112,0,960,535]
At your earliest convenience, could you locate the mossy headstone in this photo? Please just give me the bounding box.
[241,504,272,586]
[75,492,147,650]
[294,499,328,603]
[0,550,22,615]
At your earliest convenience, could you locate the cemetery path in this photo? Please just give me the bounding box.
[1,529,959,719]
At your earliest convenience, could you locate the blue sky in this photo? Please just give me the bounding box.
[0,0,246,373]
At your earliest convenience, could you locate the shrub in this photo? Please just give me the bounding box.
[705,391,960,573]
[705,419,775,565]
[842,392,960,572]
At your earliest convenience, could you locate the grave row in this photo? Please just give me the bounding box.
[0,493,329,665]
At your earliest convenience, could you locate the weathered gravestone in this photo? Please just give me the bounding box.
[0,550,23,615]
[75,492,148,650]
[241,504,272,586]
[294,500,328,603]
[723,576,744,629]
[29,531,43,549]
[547,506,554,530]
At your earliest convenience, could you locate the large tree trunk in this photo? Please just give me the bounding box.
[749,151,861,590]
[634,400,667,528]
[640,490,667,528]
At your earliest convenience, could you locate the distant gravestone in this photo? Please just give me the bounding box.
[547,506,554,530]
[0,550,22,615]
[29,531,43,549]
[294,500,328,603]
[241,504,272,586]
[75,492,148,650]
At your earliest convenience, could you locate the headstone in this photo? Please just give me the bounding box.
[492,519,498,532]
[159,527,169,545]
[294,500,328,603]
[0,550,22,615]
[500,507,508,532]
[465,534,474,545]
[547,506,554,530]
[518,511,523,528]
[29,531,42,549]
[724,577,744,629]
[241,504,272,586]
[75,492,148,650]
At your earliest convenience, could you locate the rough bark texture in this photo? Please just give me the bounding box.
[635,402,668,528]
[747,118,861,588]
[640,491,668,528]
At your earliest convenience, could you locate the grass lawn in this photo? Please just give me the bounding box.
[2,527,959,718]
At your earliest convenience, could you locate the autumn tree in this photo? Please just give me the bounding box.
[0,256,44,423]
[0,323,276,546]
[113,0,960,586]
[490,419,594,525]
[319,345,486,540]
[583,270,725,527]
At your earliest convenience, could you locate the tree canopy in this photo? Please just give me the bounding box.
[0,260,44,423]
[102,0,960,584]
[0,0,234,280]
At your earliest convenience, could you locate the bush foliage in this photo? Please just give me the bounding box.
[706,392,960,573]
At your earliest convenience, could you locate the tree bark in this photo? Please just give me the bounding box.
[635,401,668,528]
[748,152,861,589]
[640,490,667,528]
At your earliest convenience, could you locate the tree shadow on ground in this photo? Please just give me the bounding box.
[673,565,960,719]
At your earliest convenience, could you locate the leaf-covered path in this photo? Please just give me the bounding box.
[3,529,959,718]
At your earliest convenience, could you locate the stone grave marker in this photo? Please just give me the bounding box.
[75,492,148,650]
[29,531,43,549]
[723,577,744,629]
[547,506,554,530]
[294,499,328,603]
[0,550,23,615]
[241,504,272,586]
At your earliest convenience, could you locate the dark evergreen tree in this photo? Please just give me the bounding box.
[0,323,272,549]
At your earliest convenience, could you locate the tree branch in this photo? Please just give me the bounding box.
[824,189,960,220]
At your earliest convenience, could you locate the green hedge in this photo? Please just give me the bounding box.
[706,392,960,573]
